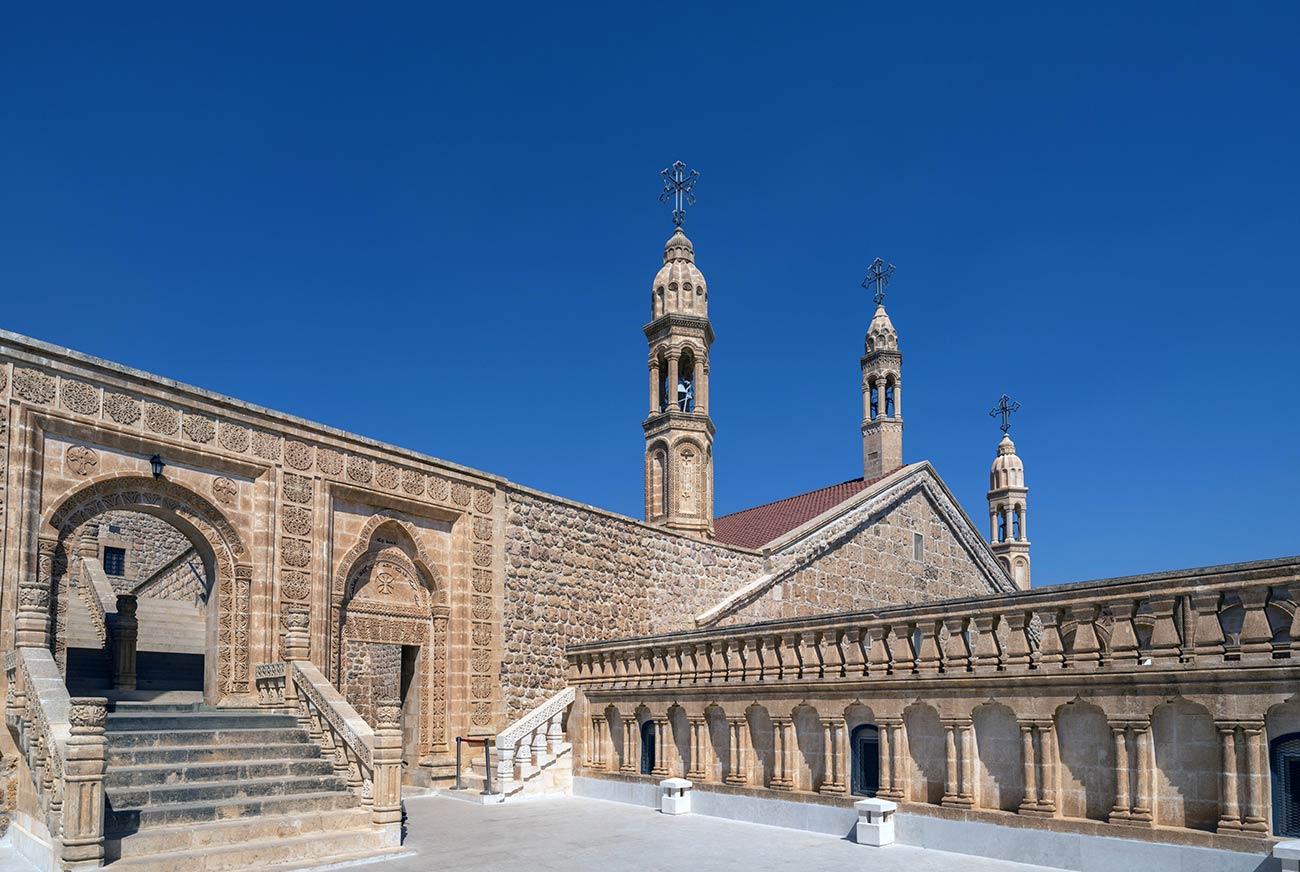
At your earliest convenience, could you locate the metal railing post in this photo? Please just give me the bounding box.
[482,738,496,796]
[451,736,465,791]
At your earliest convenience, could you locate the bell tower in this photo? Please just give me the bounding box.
[644,161,714,537]
[987,394,1031,590]
[861,258,903,479]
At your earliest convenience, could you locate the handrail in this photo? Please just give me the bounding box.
[79,556,118,648]
[498,686,574,750]
[491,687,574,794]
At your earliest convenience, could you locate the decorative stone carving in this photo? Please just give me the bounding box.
[471,650,491,673]
[284,606,311,632]
[472,543,492,567]
[212,477,238,507]
[144,402,180,434]
[104,392,141,424]
[282,506,312,536]
[317,447,343,475]
[281,538,311,567]
[471,675,492,699]
[473,517,492,541]
[375,698,402,729]
[219,423,250,453]
[12,368,56,404]
[376,463,399,490]
[427,475,449,501]
[183,414,215,443]
[0,364,6,393]
[401,469,424,495]
[471,568,492,593]
[474,489,493,514]
[252,431,280,460]
[68,697,108,730]
[284,440,313,470]
[471,702,491,727]
[452,482,471,506]
[281,570,310,601]
[347,456,372,483]
[282,473,312,505]
[61,381,100,415]
[472,623,490,647]
[65,445,98,476]
[472,595,493,620]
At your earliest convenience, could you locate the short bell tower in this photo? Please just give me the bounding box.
[644,162,714,537]
[861,258,903,479]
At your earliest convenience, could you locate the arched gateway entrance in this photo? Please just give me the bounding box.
[41,475,250,702]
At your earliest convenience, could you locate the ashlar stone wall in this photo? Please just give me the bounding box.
[97,510,196,591]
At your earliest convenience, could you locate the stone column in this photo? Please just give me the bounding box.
[686,717,707,780]
[1241,724,1268,832]
[896,721,911,801]
[876,377,887,419]
[893,380,902,418]
[547,712,564,756]
[1038,721,1058,816]
[620,718,637,773]
[651,718,670,777]
[589,716,603,768]
[1130,722,1153,824]
[371,698,403,832]
[941,720,961,806]
[1018,721,1039,814]
[1216,724,1241,833]
[60,697,108,869]
[959,720,976,806]
[17,539,58,649]
[693,357,705,414]
[665,352,680,412]
[771,717,794,790]
[112,594,138,690]
[819,719,845,795]
[1109,723,1131,821]
[700,362,710,415]
[725,717,748,785]
[649,358,661,414]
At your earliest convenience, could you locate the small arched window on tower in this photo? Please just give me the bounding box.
[885,379,896,418]
[657,351,670,413]
[1012,506,1022,541]
[997,510,1007,543]
[676,350,696,412]
[654,286,665,319]
[869,380,879,421]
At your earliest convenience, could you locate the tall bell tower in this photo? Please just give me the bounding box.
[861,258,904,479]
[644,162,714,537]
[988,394,1031,590]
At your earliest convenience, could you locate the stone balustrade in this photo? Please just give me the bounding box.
[566,557,1300,844]
[5,648,108,870]
[494,686,573,793]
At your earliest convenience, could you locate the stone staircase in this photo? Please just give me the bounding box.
[101,702,401,870]
[454,739,572,802]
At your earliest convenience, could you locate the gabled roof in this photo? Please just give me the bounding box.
[713,471,897,549]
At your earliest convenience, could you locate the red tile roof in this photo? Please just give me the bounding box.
[713,471,896,550]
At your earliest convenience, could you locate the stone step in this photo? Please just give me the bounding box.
[104,835,404,872]
[107,726,311,748]
[106,711,299,732]
[105,773,348,810]
[108,742,323,767]
[106,789,359,831]
[107,806,372,859]
[105,757,336,788]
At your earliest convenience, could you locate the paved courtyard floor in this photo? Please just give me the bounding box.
[0,795,1064,872]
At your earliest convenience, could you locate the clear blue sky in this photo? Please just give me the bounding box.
[2,4,1296,586]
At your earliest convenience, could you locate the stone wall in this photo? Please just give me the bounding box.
[501,488,765,717]
[721,487,997,625]
[137,552,205,601]
[97,510,195,591]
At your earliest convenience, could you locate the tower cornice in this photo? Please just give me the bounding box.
[644,313,715,345]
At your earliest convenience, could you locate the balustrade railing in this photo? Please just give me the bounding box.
[568,558,1300,687]
[5,647,108,869]
[493,687,574,793]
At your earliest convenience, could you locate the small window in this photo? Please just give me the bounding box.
[913,532,924,561]
[102,547,126,577]
[107,524,122,534]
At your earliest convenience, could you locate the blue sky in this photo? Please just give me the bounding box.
[2,4,1296,586]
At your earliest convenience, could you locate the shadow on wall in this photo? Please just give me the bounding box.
[975,702,1023,812]
[1056,701,1115,821]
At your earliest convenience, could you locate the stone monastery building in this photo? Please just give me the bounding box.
[0,193,1297,872]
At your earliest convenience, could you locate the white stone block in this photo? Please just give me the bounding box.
[660,777,692,815]
[1276,839,1300,872]
[854,797,897,847]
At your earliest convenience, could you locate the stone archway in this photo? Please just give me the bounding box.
[331,515,449,773]
[39,474,250,702]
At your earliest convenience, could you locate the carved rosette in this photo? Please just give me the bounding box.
[61,381,100,415]
[104,392,141,424]
[144,402,180,434]
[12,368,56,404]
[317,447,344,475]
[65,445,98,476]
[183,414,216,443]
[284,440,313,470]
[219,423,250,453]
[282,473,312,505]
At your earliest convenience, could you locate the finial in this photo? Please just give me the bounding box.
[659,160,700,228]
[862,257,895,306]
[989,394,1022,434]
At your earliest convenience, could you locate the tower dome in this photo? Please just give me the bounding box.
[990,434,1025,489]
[865,304,898,353]
[652,228,708,317]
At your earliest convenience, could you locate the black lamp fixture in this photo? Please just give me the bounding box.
[149,454,165,479]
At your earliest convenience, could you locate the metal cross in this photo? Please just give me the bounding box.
[862,257,896,306]
[989,394,1022,433]
[659,161,700,227]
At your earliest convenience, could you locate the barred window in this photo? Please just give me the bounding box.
[103,546,126,577]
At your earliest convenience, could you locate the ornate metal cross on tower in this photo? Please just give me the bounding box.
[989,394,1022,433]
[862,257,896,306]
[659,160,700,227]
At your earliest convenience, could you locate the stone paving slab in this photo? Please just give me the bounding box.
[0,795,1065,872]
